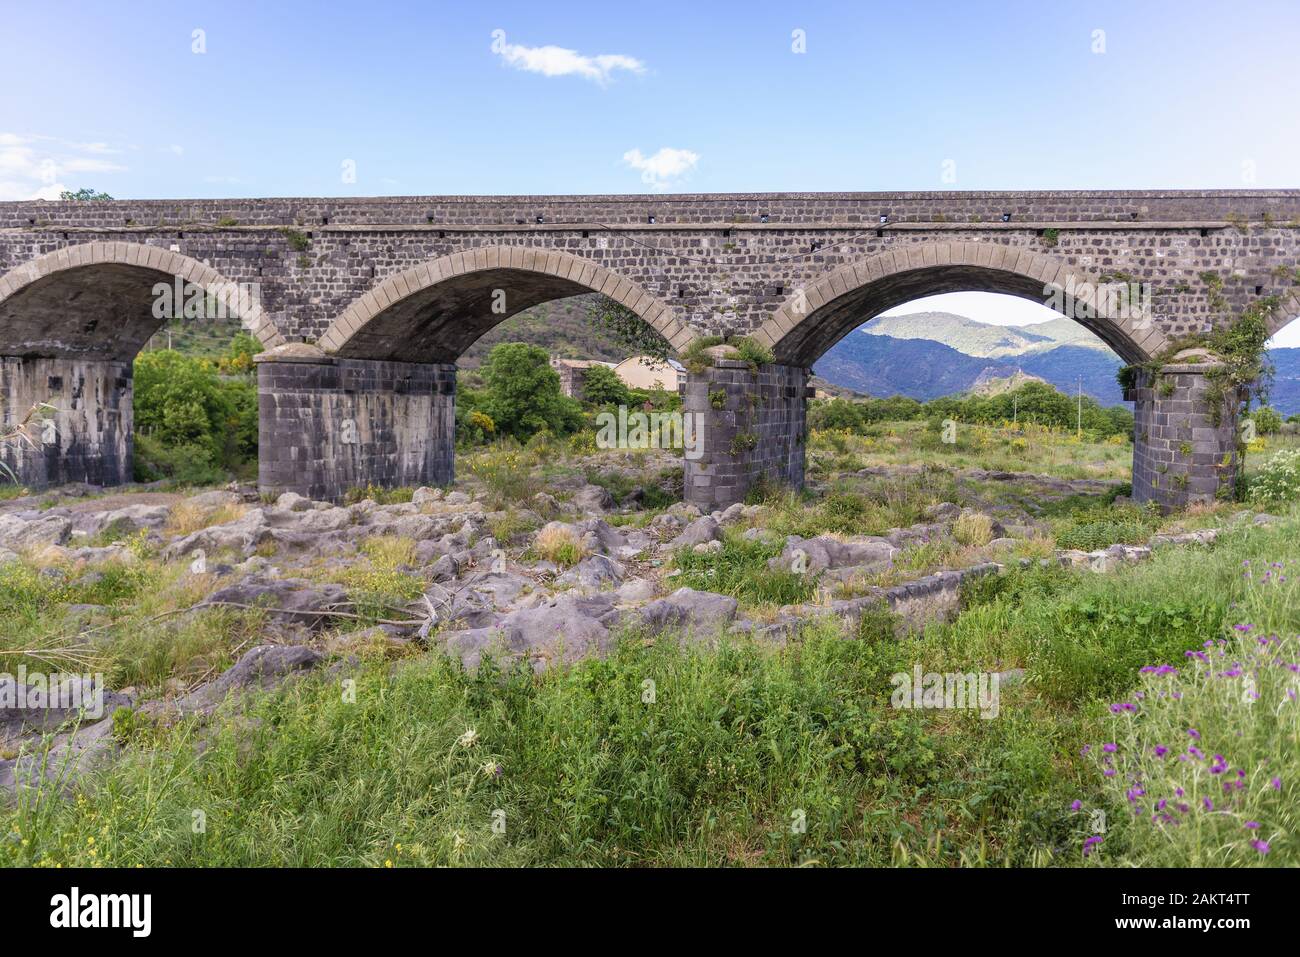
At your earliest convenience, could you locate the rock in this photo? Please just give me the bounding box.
[986,537,1017,550]
[768,535,896,574]
[83,504,171,536]
[177,645,324,712]
[715,503,745,525]
[164,508,270,560]
[557,555,626,588]
[692,539,724,555]
[0,674,128,748]
[187,490,243,510]
[1088,551,1120,573]
[616,577,658,602]
[445,491,471,505]
[638,587,738,634]
[0,513,72,550]
[572,484,615,514]
[201,575,349,629]
[667,502,702,520]
[429,552,465,581]
[438,593,620,672]
[325,625,411,655]
[531,492,559,515]
[924,502,962,522]
[274,492,312,512]
[412,486,443,505]
[651,512,686,532]
[670,516,721,548]
[0,547,19,565]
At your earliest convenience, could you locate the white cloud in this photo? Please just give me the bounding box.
[0,133,126,200]
[492,37,644,84]
[165,144,184,156]
[622,147,699,191]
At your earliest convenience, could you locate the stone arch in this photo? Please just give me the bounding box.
[319,245,693,362]
[0,241,283,359]
[1267,290,1300,339]
[752,242,1169,367]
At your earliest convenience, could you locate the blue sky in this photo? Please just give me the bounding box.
[2,0,1298,340]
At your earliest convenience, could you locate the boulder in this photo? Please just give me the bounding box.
[669,516,722,549]
[557,555,625,589]
[637,587,738,634]
[572,484,615,514]
[202,575,349,629]
[768,535,896,574]
[439,593,620,671]
[176,645,324,712]
[0,513,72,550]
[274,492,312,512]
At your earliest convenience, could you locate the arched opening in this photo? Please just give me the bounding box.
[320,246,691,361]
[0,243,279,487]
[756,243,1164,368]
[262,247,693,503]
[1258,301,1300,451]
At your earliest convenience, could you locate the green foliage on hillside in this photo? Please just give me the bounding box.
[810,380,1133,440]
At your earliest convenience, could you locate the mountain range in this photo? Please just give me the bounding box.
[813,311,1300,415]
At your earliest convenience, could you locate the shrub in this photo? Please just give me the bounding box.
[1248,449,1300,509]
[1080,565,1299,865]
[1249,406,1284,436]
[953,511,994,547]
[533,524,587,567]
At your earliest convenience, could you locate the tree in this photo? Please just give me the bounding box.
[58,188,114,201]
[586,296,673,361]
[132,350,258,481]
[480,342,582,440]
[580,364,631,408]
[1251,406,1283,435]
[217,331,263,375]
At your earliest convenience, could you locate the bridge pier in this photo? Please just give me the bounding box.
[683,356,809,512]
[0,356,132,488]
[1129,355,1241,510]
[255,345,456,503]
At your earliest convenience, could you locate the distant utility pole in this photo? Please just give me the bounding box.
[1077,376,1083,438]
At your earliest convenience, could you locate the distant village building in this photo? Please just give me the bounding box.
[552,355,686,398]
[550,358,615,399]
[612,356,685,393]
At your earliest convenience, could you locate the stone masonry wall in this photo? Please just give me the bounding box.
[1129,364,1240,509]
[0,357,131,487]
[257,355,455,502]
[683,360,808,511]
[1,192,1296,355]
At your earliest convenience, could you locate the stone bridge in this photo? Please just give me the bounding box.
[1,191,1297,509]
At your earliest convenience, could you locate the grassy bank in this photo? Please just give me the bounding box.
[4,508,1295,867]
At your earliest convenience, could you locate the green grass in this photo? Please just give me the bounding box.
[3,511,1298,867]
[672,531,819,610]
